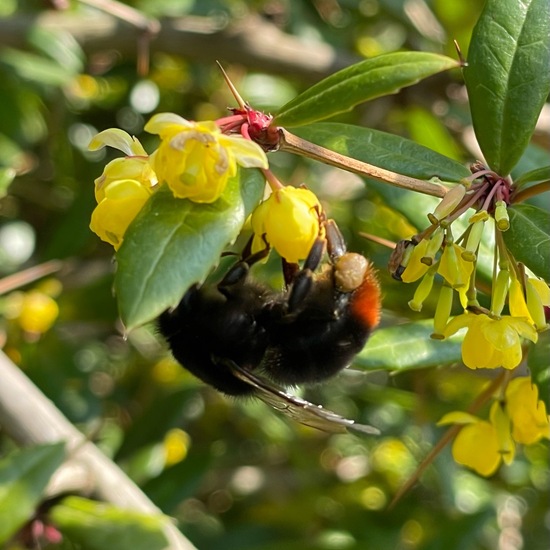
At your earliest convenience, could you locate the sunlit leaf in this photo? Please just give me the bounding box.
[275,52,460,127]
[0,443,65,545]
[464,0,550,175]
[115,169,265,330]
[0,48,77,86]
[292,122,470,182]
[355,320,463,370]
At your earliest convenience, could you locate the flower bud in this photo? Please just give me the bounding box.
[250,186,322,263]
[526,280,548,330]
[491,268,510,316]
[430,184,466,222]
[462,218,487,262]
[408,269,436,311]
[432,284,454,338]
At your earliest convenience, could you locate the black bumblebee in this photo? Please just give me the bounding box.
[158,219,381,433]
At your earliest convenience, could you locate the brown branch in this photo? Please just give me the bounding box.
[0,11,358,82]
[0,350,197,550]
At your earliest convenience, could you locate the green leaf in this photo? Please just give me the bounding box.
[115,168,265,330]
[503,204,550,282]
[292,122,471,182]
[355,320,463,370]
[0,48,77,86]
[0,167,16,198]
[528,330,550,394]
[274,52,460,127]
[464,0,550,175]
[50,496,168,550]
[0,443,66,545]
[28,27,84,75]
[514,165,550,188]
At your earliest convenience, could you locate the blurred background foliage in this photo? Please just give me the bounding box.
[0,0,548,549]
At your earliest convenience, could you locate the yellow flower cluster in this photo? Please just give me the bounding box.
[89,115,268,249]
[439,377,550,476]
[393,175,549,372]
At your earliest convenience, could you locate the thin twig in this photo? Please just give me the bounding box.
[0,260,64,295]
[278,129,448,198]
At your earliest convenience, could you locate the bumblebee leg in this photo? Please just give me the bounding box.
[287,235,326,312]
[219,234,271,288]
[325,219,347,261]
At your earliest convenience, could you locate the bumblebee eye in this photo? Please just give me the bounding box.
[334,253,369,292]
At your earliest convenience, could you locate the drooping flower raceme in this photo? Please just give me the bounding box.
[251,186,323,263]
[89,129,158,249]
[439,376,549,476]
[145,113,268,203]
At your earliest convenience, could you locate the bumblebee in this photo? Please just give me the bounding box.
[159,219,381,433]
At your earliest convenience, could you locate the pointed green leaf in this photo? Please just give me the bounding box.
[274,52,460,127]
[115,168,265,330]
[514,165,550,188]
[292,122,471,182]
[0,443,66,545]
[502,204,550,282]
[50,496,168,550]
[355,320,463,371]
[464,0,550,175]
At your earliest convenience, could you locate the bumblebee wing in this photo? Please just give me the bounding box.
[228,362,379,435]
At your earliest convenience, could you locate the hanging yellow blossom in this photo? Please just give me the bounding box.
[250,186,322,263]
[439,402,514,476]
[505,377,550,445]
[443,312,538,370]
[90,179,153,249]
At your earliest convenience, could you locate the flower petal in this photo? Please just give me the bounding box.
[437,411,480,425]
[89,128,146,156]
[452,421,501,476]
[220,135,268,169]
[145,113,194,137]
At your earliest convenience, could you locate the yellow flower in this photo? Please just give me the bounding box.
[400,238,431,283]
[89,128,156,202]
[443,313,538,370]
[438,242,474,290]
[250,186,322,263]
[93,157,157,203]
[439,402,514,476]
[163,428,191,467]
[508,278,531,321]
[145,113,268,203]
[505,377,550,445]
[6,291,59,334]
[90,128,148,156]
[90,179,152,249]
